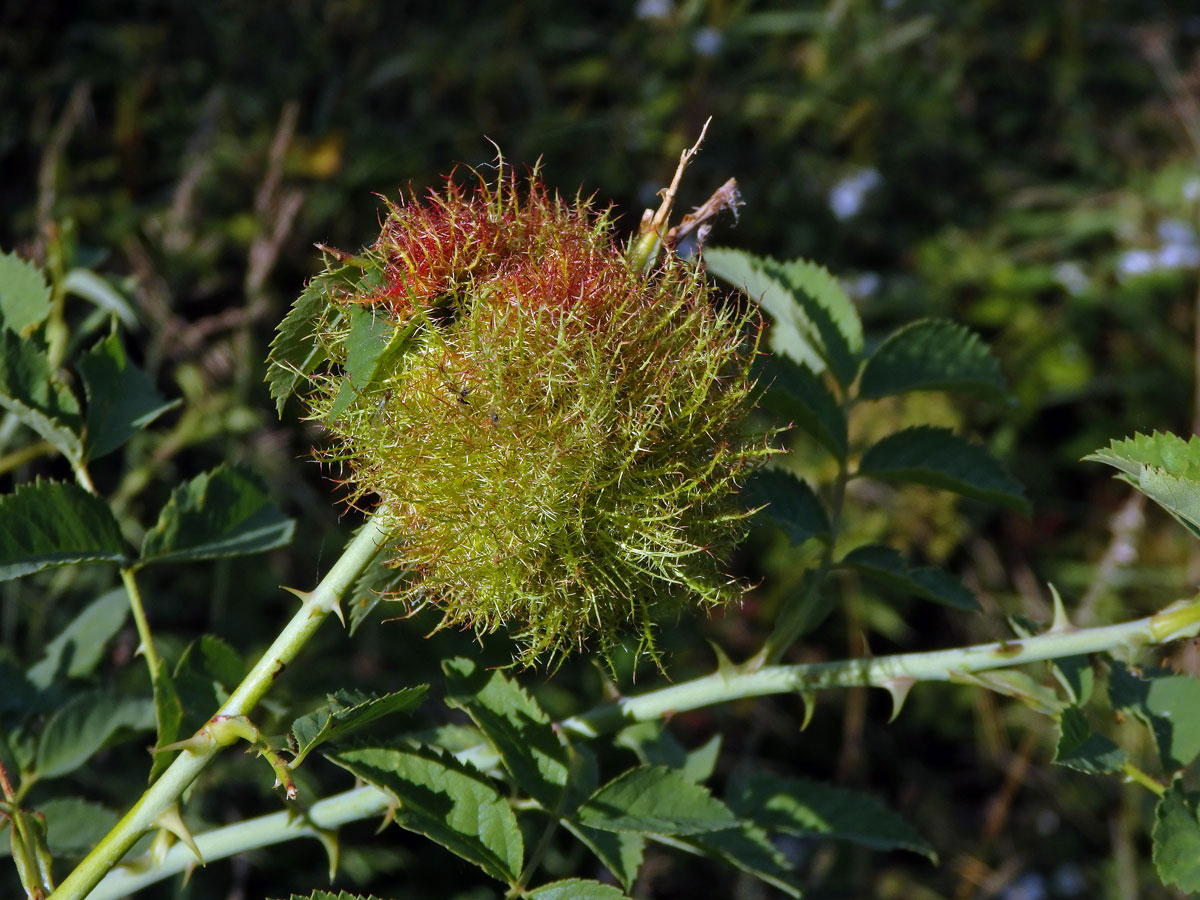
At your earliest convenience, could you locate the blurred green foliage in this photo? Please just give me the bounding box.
[4,2,1200,898]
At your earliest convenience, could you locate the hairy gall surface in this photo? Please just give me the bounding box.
[283,172,770,665]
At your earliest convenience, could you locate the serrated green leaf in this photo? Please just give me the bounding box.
[140,465,294,565]
[768,256,863,349]
[33,689,155,780]
[744,468,831,547]
[686,824,804,898]
[859,319,1005,400]
[707,247,862,385]
[173,635,246,729]
[838,543,979,611]
[616,722,721,784]
[150,659,183,782]
[563,822,644,892]
[1137,467,1200,539]
[563,742,601,815]
[1051,655,1095,706]
[329,745,524,882]
[0,329,83,461]
[767,255,863,385]
[0,250,51,335]
[1086,432,1200,538]
[414,722,490,756]
[77,330,177,460]
[1053,706,1125,774]
[267,266,356,416]
[727,772,936,861]
[0,480,128,580]
[1109,662,1200,771]
[290,686,427,767]
[527,879,630,900]
[707,248,823,372]
[442,658,569,810]
[1154,780,1200,892]
[27,588,128,688]
[578,765,738,836]
[754,354,847,458]
[326,304,394,422]
[37,798,120,854]
[282,892,387,900]
[857,426,1029,513]
[1085,431,1200,480]
[62,268,138,328]
[180,634,246,687]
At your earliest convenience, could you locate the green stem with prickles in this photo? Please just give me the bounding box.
[47,516,394,900]
[83,593,1200,900]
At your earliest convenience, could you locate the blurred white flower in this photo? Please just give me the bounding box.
[635,0,673,20]
[1052,863,1087,898]
[1157,242,1200,268]
[1118,216,1200,278]
[1117,249,1156,277]
[999,872,1047,900]
[1183,175,1200,204]
[1053,261,1090,296]
[1157,217,1197,246]
[845,271,881,299]
[829,168,882,220]
[692,26,723,57]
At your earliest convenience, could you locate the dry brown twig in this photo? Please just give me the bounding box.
[633,118,743,264]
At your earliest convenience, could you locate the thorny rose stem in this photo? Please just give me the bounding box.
[83,593,1200,900]
[48,517,395,900]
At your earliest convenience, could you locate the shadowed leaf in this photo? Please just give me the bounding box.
[563,822,644,893]
[77,330,178,460]
[744,468,830,546]
[34,690,155,780]
[443,657,568,809]
[0,250,51,335]
[329,745,523,882]
[27,588,128,688]
[857,426,1029,513]
[707,247,862,386]
[37,798,120,854]
[0,330,83,462]
[860,319,1004,400]
[268,265,358,415]
[1110,662,1200,772]
[1154,780,1200,893]
[150,659,183,782]
[838,543,978,611]
[754,354,847,458]
[140,465,294,565]
[728,771,935,861]
[0,480,127,580]
[686,824,803,898]
[290,687,427,767]
[1053,706,1125,774]
[527,880,630,900]
[578,765,738,836]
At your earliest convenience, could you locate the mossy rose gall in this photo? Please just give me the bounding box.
[270,167,771,665]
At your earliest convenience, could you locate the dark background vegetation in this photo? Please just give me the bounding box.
[4,2,1200,898]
